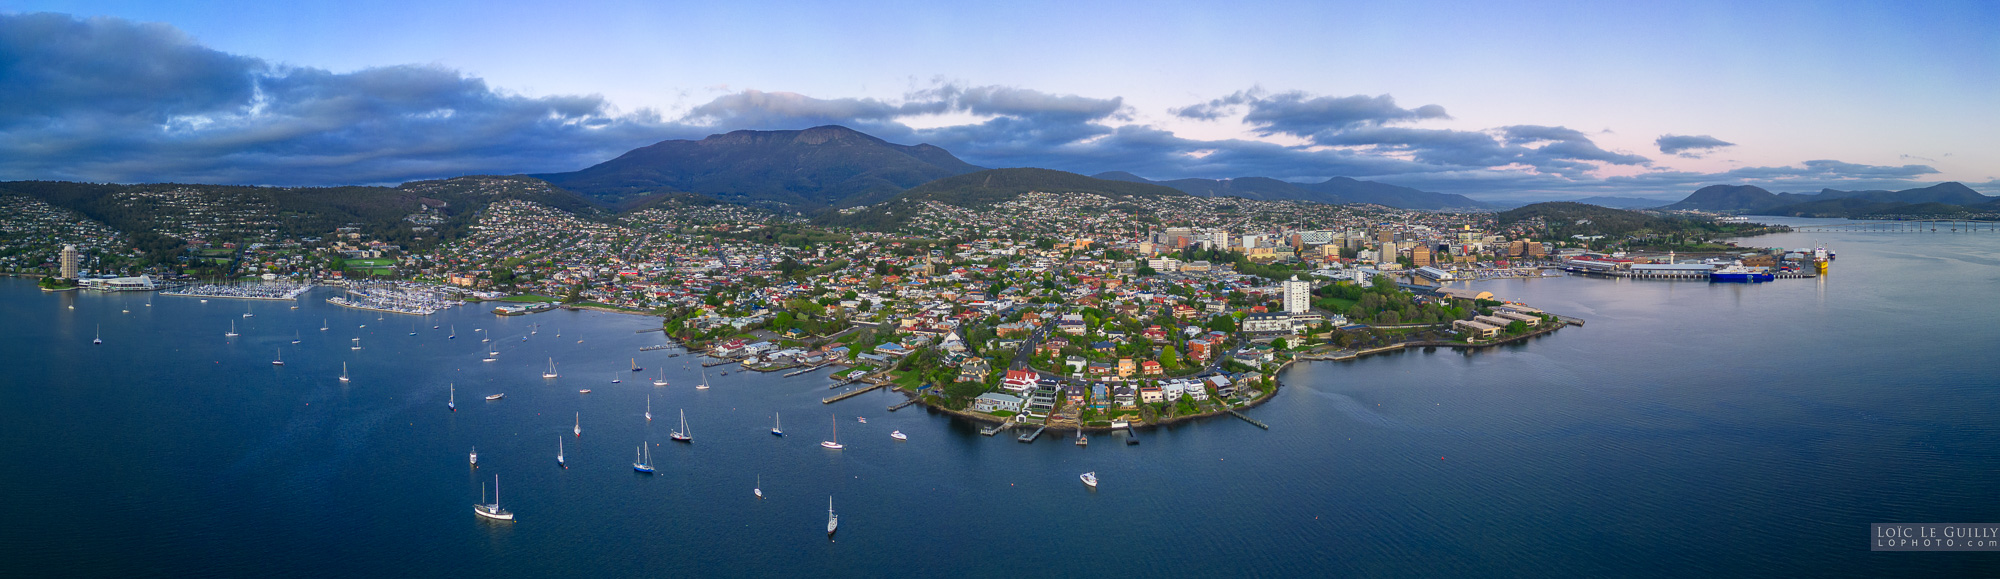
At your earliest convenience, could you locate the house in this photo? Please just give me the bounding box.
[1065,355,1089,374]
[1141,360,1162,376]
[1207,375,1235,397]
[972,393,1024,414]
[1064,382,1087,405]
[1188,339,1213,361]
[1117,357,1137,377]
[1113,386,1137,406]
[1453,319,1502,339]
[1091,384,1110,409]
[959,357,992,382]
[1000,369,1038,395]
[1138,385,1164,403]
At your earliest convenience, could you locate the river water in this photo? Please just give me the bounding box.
[1,217,1995,577]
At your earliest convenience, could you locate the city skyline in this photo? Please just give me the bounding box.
[1,1,1994,201]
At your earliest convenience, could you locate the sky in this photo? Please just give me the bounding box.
[2,0,1995,202]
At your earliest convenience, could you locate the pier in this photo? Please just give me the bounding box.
[887,398,921,411]
[1017,425,1047,443]
[980,420,1012,436]
[1226,409,1269,429]
[702,359,735,368]
[783,363,832,378]
[638,344,673,352]
[820,383,884,404]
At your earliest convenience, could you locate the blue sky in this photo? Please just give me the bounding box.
[2,0,1994,201]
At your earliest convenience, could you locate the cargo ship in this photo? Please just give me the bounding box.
[1710,265,1774,283]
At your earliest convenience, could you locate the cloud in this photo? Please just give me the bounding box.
[0,12,682,185]
[1654,134,1735,157]
[0,12,1978,203]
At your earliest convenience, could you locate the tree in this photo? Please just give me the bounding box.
[1160,347,1179,369]
[1379,310,1401,325]
[1271,338,1289,351]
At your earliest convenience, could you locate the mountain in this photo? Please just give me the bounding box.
[531,125,982,209]
[1495,202,1674,237]
[1088,172,1489,210]
[1569,196,1670,209]
[1665,182,1994,216]
[1662,184,1779,211]
[825,168,1187,231]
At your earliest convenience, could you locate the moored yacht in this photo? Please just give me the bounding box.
[1080,472,1098,488]
[473,475,513,521]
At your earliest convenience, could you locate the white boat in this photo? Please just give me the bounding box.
[697,368,710,390]
[320,319,328,331]
[448,325,456,339]
[645,396,652,422]
[485,393,504,401]
[671,410,691,442]
[473,474,513,521]
[557,437,565,468]
[890,430,907,441]
[1080,471,1098,488]
[448,383,455,411]
[271,348,284,366]
[755,475,763,499]
[771,412,784,437]
[579,389,591,394]
[291,331,300,344]
[827,496,839,536]
[574,413,581,437]
[469,446,478,466]
[633,443,655,473]
[351,337,361,350]
[542,358,559,379]
[92,325,101,345]
[610,372,622,384]
[339,362,350,383]
[652,368,668,387]
[225,321,238,337]
[821,414,843,449]
[857,416,867,424]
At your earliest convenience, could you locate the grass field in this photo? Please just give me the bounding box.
[346,258,394,267]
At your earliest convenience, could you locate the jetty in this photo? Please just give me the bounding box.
[702,359,736,368]
[634,327,663,333]
[887,398,921,411]
[821,383,884,404]
[783,363,832,378]
[1226,409,1269,429]
[1016,425,1047,443]
[639,344,673,352]
[979,420,1012,436]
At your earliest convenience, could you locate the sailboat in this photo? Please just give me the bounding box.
[610,372,621,384]
[483,343,497,362]
[320,319,328,331]
[225,321,238,337]
[821,414,843,449]
[271,348,284,366]
[448,383,456,411]
[557,437,565,468]
[574,413,581,437]
[351,337,361,350]
[243,304,253,318]
[697,368,710,390]
[448,325,456,339]
[410,323,417,336]
[671,410,692,442]
[827,496,839,536]
[542,358,559,379]
[755,475,763,499]
[631,358,642,372]
[771,412,784,437]
[339,362,350,383]
[652,368,668,387]
[633,443,655,473]
[92,325,101,345]
[291,331,301,344]
[645,396,652,422]
[469,446,478,466]
[473,474,513,521]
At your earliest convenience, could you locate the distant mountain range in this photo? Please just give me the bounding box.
[527,124,1488,214]
[1662,182,1997,217]
[531,125,983,209]
[1093,172,1492,210]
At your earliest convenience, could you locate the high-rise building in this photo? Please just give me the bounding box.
[59,245,78,279]
[1411,246,1433,267]
[1284,275,1311,314]
[1213,231,1230,250]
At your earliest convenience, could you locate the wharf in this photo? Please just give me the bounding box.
[702,359,736,368]
[1227,409,1269,429]
[783,364,832,378]
[980,420,1012,436]
[821,383,884,404]
[1017,425,1047,443]
[888,397,921,411]
[639,344,674,352]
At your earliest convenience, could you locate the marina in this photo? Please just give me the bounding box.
[160,282,313,301]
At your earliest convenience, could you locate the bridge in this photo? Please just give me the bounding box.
[1789,219,1996,232]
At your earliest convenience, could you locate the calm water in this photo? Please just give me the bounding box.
[3,217,1997,577]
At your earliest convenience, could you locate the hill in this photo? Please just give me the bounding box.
[1088,172,1489,210]
[531,125,982,209]
[1662,184,1779,211]
[824,168,1188,231]
[1495,202,1676,238]
[1569,196,1669,209]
